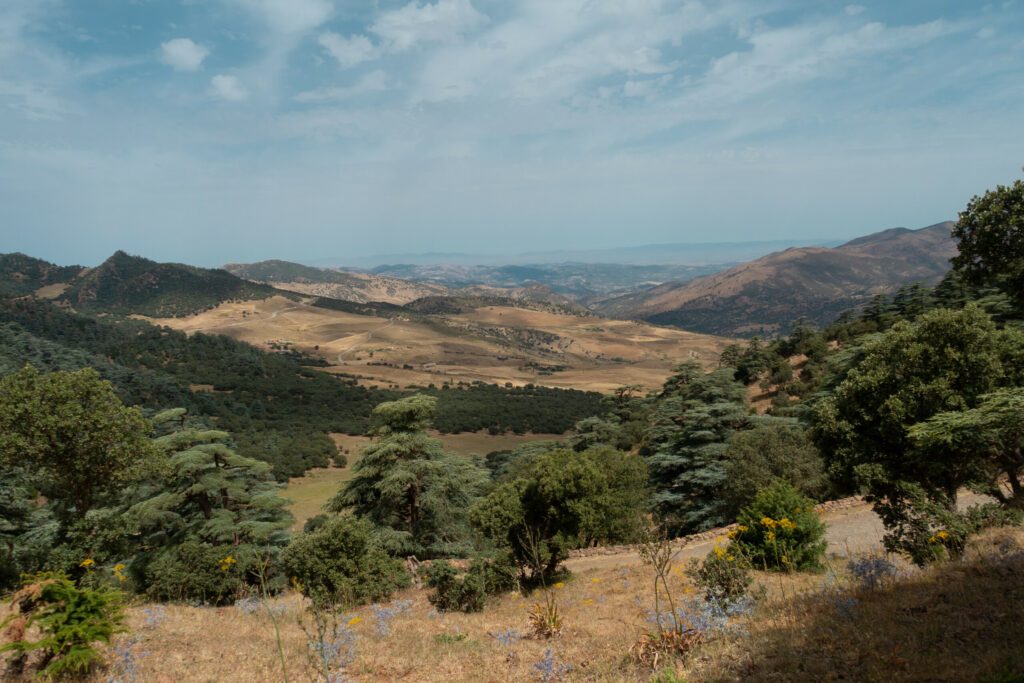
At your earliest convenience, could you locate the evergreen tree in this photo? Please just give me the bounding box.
[329,395,489,558]
[130,409,292,549]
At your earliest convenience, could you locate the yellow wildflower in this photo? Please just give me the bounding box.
[218,555,237,572]
[779,518,797,531]
[581,599,595,606]
[726,554,735,562]
[79,558,95,569]
[590,577,601,584]
[713,546,727,559]
[937,530,950,540]
[736,524,749,533]
[113,563,127,583]
[927,535,938,544]
[761,517,777,528]
[766,531,776,542]
[347,616,362,627]
[553,582,565,589]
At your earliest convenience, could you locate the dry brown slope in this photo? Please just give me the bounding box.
[148,295,733,392]
[594,222,956,335]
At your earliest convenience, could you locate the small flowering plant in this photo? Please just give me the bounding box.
[731,482,827,572]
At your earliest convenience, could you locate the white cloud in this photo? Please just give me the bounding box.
[976,27,996,39]
[210,74,247,101]
[231,0,332,35]
[319,32,377,68]
[371,0,487,51]
[294,70,391,102]
[844,5,866,16]
[160,38,209,71]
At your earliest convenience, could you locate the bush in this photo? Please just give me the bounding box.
[281,516,409,607]
[0,572,126,679]
[877,491,1023,566]
[686,545,754,607]
[426,553,519,613]
[143,541,253,605]
[721,421,829,516]
[731,482,827,571]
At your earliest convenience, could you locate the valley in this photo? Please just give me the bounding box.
[147,294,732,392]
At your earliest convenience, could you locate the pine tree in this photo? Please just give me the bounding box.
[130,408,292,549]
[329,395,489,558]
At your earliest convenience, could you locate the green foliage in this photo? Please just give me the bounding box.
[0,572,125,679]
[732,483,826,572]
[951,179,1024,303]
[908,388,1024,509]
[0,365,155,527]
[129,409,293,600]
[686,545,753,608]
[425,553,519,613]
[873,484,1023,565]
[646,400,753,534]
[814,306,1011,501]
[60,250,279,317]
[143,541,252,605]
[471,446,648,578]
[280,516,409,608]
[330,395,490,558]
[721,421,829,518]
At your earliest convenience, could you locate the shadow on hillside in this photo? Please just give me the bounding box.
[726,532,1024,682]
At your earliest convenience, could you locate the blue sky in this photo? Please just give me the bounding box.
[1,0,1022,267]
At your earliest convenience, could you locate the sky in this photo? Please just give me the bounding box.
[1,0,1023,267]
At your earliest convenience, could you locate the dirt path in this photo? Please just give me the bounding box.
[565,492,995,573]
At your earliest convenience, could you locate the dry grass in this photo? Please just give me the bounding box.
[147,296,733,393]
[55,527,1024,683]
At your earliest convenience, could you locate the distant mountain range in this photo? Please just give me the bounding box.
[309,238,835,268]
[590,222,957,336]
[361,262,724,299]
[1,221,958,335]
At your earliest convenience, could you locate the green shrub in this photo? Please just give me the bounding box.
[877,489,1024,566]
[731,482,826,571]
[686,545,753,607]
[0,572,125,679]
[425,553,519,613]
[281,516,409,607]
[143,541,253,605]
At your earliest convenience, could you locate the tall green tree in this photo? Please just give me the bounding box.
[814,305,1017,509]
[0,366,155,529]
[951,178,1024,302]
[329,395,489,558]
[131,408,292,549]
[471,446,648,578]
[909,388,1024,509]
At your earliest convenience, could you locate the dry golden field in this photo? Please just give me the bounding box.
[148,296,732,393]
[74,522,1024,683]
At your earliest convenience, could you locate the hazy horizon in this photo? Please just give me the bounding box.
[2,1,1022,267]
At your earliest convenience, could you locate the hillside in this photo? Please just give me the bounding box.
[224,259,450,305]
[73,512,1024,682]
[593,222,957,336]
[59,251,281,317]
[148,295,732,393]
[0,253,82,298]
